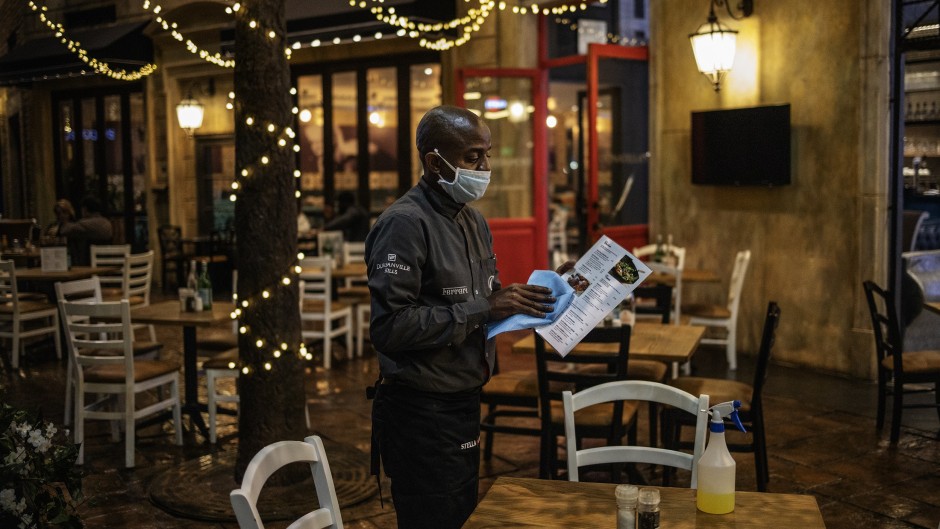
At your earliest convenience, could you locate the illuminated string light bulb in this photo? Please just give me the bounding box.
[261,156,269,164]
[262,290,270,298]
[256,339,264,348]
[264,362,272,370]
[239,326,248,334]
[242,366,249,374]
[273,350,282,358]
[246,117,254,125]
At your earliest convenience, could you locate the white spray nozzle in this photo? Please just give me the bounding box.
[709,400,746,433]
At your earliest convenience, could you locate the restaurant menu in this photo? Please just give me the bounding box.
[537,235,652,357]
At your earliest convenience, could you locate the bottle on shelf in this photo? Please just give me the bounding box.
[615,484,638,529]
[696,400,747,514]
[197,260,213,310]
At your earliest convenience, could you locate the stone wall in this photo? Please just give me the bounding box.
[650,0,890,378]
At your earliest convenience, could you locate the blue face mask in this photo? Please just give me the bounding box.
[433,149,491,203]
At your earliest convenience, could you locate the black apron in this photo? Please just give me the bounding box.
[371,382,481,529]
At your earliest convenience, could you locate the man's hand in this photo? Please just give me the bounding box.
[487,283,555,321]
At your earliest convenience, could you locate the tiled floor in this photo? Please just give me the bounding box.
[2,321,939,528]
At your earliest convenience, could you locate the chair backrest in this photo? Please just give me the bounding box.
[0,260,20,309]
[563,380,709,485]
[59,299,135,378]
[751,301,782,404]
[632,284,673,324]
[299,257,334,317]
[230,435,343,529]
[633,243,687,271]
[317,231,344,260]
[54,276,103,305]
[91,244,131,267]
[342,241,366,265]
[535,326,632,444]
[725,250,752,314]
[91,244,130,290]
[124,251,154,304]
[863,281,902,374]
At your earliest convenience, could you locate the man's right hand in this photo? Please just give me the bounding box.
[487,283,555,321]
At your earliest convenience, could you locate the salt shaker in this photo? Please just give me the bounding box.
[637,487,660,529]
[615,484,638,529]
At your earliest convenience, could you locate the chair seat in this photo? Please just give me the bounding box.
[87,341,164,358]
[203,348,239,370]
[882,350,940,374]
[0,300,57,314]
[197,329,239,352]
[101,291,146,305]
[85,359,180,383]
[301,299,351,313]
[670,376,753,414]
[682,304,731,319]
[15,292,48,303]
[629,360,669,382]
[483,370,539,398]
[550,400,638,428]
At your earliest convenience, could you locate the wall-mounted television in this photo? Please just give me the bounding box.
[691,104,791,186]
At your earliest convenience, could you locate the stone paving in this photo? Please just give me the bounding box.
[2,320,939,528]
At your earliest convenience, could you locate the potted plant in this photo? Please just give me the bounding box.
[0,402,83,528]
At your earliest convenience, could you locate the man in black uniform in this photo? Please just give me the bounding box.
[366,106,557,529]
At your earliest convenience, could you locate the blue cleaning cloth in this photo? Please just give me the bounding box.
[486,270,576,339]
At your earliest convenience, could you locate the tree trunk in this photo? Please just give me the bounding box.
[233,0,306,482]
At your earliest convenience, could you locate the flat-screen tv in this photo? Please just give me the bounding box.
[691,104,791,186]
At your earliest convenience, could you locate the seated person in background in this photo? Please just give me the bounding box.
[59,196,113,266]
[323,191,370,242]
[44,199,76,239]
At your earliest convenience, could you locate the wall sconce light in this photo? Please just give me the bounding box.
[689,0,754,91]
[176,78,215,136]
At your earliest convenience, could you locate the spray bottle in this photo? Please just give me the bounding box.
[696,400,746,514]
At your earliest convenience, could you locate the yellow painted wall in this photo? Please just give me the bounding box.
[650,0,890,378]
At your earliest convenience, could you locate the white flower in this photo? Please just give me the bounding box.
[18,511,34,529]
[27,429,51,453]
[3,446,26,465]
[45,423,57,438]
[14,497,27,515]
[0,488,16,511]
[11,421,31,438]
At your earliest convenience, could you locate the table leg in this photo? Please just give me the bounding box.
[182,325,212,440]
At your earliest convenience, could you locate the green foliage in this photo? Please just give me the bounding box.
[0,401,83,528]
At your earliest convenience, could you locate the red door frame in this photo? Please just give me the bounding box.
[455,67,549,284]
[538,14,650,251]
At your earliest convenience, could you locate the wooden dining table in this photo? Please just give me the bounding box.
[511,321,706,365]
[463,476,826,528]
[925,301,940,316]
[16,265,119,283]
[130,300,235,440]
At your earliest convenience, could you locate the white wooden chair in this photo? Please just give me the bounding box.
[300,257,353,369]
[59,299,181,468]
[91,244,130,300]
[0,260,61,369]
[124,251,157,341]
[230,435,344,529]
[203,348,240,444]
[55,276,163,426]
[340,241,369,357]
[683,250,751,370]
[562,380,709,486]
[633,243,687,325]
[634,243,687,377]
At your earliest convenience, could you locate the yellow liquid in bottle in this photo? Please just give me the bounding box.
[696,490,735,514]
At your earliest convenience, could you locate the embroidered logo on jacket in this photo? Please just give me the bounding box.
[442,286,469,296]
[377,259,411,275]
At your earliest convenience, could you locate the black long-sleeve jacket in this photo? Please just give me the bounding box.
[365,179,500,393]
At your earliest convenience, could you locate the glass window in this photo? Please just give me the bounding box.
[80,98,98,201]
[410,64,442,185]
[462,76,533,219]
[104,95,123,214]
[368,67,398,213]
[332,71,358,196]
[297,75,324,217]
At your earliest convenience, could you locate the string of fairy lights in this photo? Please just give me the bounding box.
[26,0,157,81]
[24,0,645,373]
